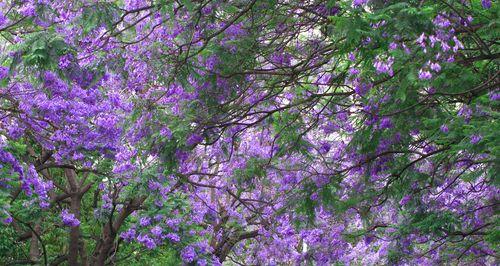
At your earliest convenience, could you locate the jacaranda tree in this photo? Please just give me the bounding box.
[0,0,498,265]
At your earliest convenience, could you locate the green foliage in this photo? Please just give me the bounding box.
[81,3,119,35]
[119,245,181,266]
[0,226,27,263]
[403,211,460,237]
[271,110,311,156]
[233,157,268,186]
[17,32,70,69]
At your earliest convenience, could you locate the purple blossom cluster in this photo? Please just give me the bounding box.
[61,209,80,227]
[0,0,497,265]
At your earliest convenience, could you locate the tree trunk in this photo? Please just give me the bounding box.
[79,239,89,266]
[65,169,81,266]
[29,224,40,262]
[68,195,81,266]
[92,197,146,266]
[93,224,115,266]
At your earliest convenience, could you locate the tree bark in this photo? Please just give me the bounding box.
[216,230,259,262]
[29,224,40,262]
[79,239,89,266]
[65,169,81,266]
[91,197,146,266]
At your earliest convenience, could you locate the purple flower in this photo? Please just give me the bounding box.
[310,192,319,201]
[58,54,72,69]
[373,56,394,76]
[0,13,7,27]
[186,133,203,146]
[166,233,180,243]
[137,234,156,249]
[270,51,292,66]
[25,165,53,208]
[418,69,432,80]
[175,149,189,162]
[225,23,246,39]
[433,14,451,28]
[148,180,161,191]
[39,201,50,209]
[348,67,360,76]
[416,33,426,47]
[139,217,151,227]
[61,209,80,227]
[364,235,375,245]
[319,142,331,154]
[353,0,369,7]
[0,148,24,179]
[0,66,8,79]
[181,246,196,262]
[425,87,436,95]
[452,36,464,52]
[362,37,372,46]
[399,194,411,206]
[379,117,392,130]
[429,62,441,72]
[489,91,500,101]
[337,112,348,121]
[120,228,136,242]
[201,6,213,15]
[150,225,163,237]
[160,127,172,139]
[317,4,340,16]
[458,105,472,122]
[482,0,492,9]
[348,52,356,61]
[2,216,13,224]
[423,144,436,154]
[470,134,482,144]
[19,3,36,17]
[205,55,218,71]
[354,82,372,96]
[440,124,449,134]
[389,42,398,50]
